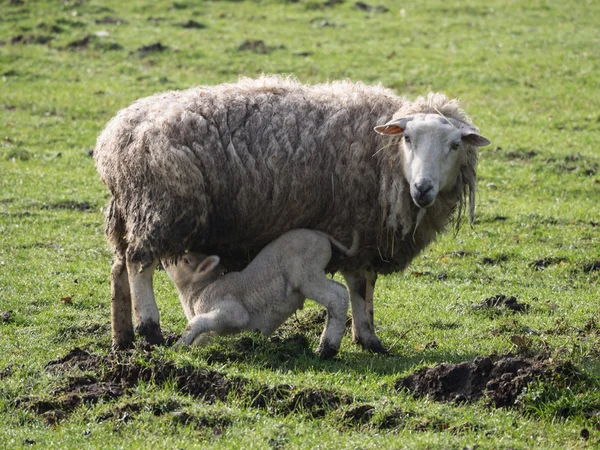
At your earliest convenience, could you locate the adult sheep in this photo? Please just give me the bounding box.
[94,75,490,352]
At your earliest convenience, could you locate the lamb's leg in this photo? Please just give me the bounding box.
[126,255,164,345]
[299,277,349,359]
[175,303,250,348]
[111,255,133,350]
[342,269,387,354]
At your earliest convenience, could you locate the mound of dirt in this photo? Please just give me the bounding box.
[531,258,567,270]
[45,347,104,373]
[342,404,375,425]
[136,42,168,57]
[19,347,353,423]
[0,310,13,323]
[246,384,351,418]
[285,387,350,418]
[477,294,529,312]
[583,260,600,272]
[172,411,231,433]
[276,308,332,337]
[396,355,579,407]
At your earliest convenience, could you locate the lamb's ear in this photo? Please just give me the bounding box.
[196,255,221,276]
[374,117,412,135]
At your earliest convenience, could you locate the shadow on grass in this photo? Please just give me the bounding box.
[175,326,485,378]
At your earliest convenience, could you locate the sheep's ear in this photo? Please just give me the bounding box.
[196,255,221,276]
[461,130,491,147]
[374,117,412,135]
[448,118,491,147]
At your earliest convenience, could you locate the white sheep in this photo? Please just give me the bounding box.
[94,75,490,352]
[165,229,359,359]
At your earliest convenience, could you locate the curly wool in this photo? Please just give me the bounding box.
[94,75,479,274]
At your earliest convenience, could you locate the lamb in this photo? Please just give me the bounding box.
[165,229,359,359]
[93,75,490,352]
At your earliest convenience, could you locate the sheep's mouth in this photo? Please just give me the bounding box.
[412,197,434,208]
[410,190,436,209]
[410,180,437,208]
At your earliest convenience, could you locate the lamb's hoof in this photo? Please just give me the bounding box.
[316,342,339,360]
[135,321,165,346]
[173,339,186,350]
[356,337,388,355]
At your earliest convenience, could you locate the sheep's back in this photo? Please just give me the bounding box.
[94,76,405,270]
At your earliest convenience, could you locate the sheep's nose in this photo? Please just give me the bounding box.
[411,180,435,208]
[414,180,433,197]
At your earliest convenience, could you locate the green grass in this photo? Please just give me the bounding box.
[1,0,600,448]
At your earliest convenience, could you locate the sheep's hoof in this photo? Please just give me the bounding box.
[111,331,135,351]
[316,342,339,360]
[135,321,165,346]
[356,336,388,355]
[368,341,389,354]
[111,339,134,352]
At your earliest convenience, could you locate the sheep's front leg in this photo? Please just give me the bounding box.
[342,269,387,354]
[126,255,164,345]
[111,256,134,350]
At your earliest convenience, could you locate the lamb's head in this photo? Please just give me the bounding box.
[164,252,224,291]
[375,114,490,209]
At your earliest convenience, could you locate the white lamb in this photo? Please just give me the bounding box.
[164,229,359,359]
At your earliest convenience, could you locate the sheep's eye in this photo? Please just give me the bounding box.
[404,135,411,144]
[450,142,460,151]
[183,258,189,264]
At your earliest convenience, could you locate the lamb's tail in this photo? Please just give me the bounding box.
[328,229,360,257]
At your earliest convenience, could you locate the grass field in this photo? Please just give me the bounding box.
[1,0,599,448]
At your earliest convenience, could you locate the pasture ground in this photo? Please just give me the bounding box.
[1,0,599,448]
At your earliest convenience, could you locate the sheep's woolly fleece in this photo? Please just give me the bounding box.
[94,75,480,274]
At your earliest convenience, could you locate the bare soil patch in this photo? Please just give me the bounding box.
[354,2,389,13]
[136,42,169,57]
[583,260,600,272]
[172,411,231,435]
[481,255,508,265]
[19,346,585,430]
[181,20,206,29]
[531,257,567,270]
[95,16,127,25]
[0,363,16,380]
[11,34,53,45]
[0,311,13,323]
[476,294,529,312]
[19,347,351,423]
[238,39,270,54]
[342,404,375,426]
[396,354,580,407]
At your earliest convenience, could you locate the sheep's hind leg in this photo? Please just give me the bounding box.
[300,277,349,360]
[126,254,164,345]
[342,270,387,354]
[111,255,134,350]
[175,303,249,348]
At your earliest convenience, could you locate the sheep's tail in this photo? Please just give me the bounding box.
[328,229,360,257]
[105,197,128,258]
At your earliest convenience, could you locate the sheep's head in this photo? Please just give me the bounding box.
[164,252,225,290]
[375,114,490,209]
